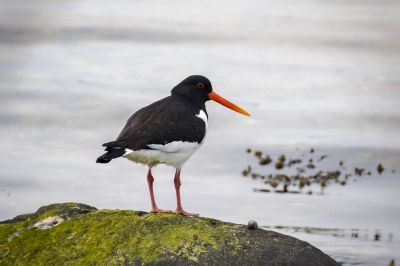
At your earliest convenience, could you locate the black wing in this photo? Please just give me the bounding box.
[114,95,207,150]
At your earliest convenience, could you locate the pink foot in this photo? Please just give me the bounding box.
[151,208,173,214]
[175,208,199,217]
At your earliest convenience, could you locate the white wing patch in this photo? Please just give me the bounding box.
[196,110,208,128]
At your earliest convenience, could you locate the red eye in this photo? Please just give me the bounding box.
[196,82,205,89]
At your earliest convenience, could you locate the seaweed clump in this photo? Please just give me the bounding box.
[243,148,393,195]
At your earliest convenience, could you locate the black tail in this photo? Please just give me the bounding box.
[96,141,126,164]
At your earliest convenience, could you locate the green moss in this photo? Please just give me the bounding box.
[0,204,241,265]
[0,203,338,266]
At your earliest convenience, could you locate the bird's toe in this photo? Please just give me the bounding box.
[175,209,199,217]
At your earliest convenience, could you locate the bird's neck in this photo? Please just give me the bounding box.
[173,94,207,113]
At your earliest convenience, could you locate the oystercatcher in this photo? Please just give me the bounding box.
[96,75,250,216]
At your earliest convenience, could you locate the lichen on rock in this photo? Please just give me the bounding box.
[0,203,339,266]
[33,216,66,230]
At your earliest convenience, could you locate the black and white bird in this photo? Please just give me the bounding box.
[96,75,250,216]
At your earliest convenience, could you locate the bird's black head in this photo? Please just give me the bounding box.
[171,75,251,116]
[171,75,213,104]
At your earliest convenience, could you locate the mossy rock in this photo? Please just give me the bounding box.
[0,203,339,266]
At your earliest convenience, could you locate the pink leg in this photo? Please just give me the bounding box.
[147,168,172,213]
[174,168,199,217]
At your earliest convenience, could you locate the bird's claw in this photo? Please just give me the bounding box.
[175,209,199,217]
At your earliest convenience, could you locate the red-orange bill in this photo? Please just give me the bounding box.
[208,91,251,116]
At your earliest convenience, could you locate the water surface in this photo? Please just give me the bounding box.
[1,1,399,265]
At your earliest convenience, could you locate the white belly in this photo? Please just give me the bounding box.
[123,141,201,168]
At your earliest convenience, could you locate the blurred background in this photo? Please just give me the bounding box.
[0,0,399,265]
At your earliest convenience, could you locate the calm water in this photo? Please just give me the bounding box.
[1,1,400,265]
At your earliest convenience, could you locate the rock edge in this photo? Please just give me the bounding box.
[0,203,339,266]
